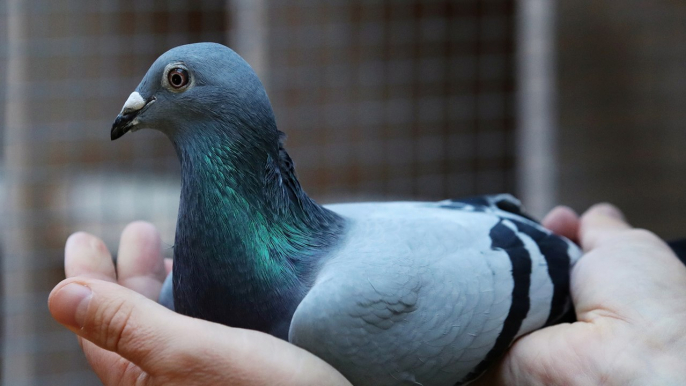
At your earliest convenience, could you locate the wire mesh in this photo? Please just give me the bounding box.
[556,0,686,238]
[2,1,228,384]
[266,1,515,202]
[1,1,515,384]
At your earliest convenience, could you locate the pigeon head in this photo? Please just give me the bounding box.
[111,43,278,148]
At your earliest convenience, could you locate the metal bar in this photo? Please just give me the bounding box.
[515,0,558,217]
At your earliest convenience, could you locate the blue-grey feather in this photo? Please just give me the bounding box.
[118,43,581,386]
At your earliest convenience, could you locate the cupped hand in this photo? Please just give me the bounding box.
[475,204,686,386]
[50,205,686,386]
[48,222,351,386]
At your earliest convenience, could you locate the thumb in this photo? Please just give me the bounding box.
[49,277,353,386]
[49,277,178,375]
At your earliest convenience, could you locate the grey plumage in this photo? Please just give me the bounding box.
[291,197,580,385]
[113,43,581,386]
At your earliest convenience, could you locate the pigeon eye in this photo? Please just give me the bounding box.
[168,68,189,89]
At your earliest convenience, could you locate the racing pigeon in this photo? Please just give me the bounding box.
[111,43,581,386]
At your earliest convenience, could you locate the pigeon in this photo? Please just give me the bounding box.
[111,43,581,386]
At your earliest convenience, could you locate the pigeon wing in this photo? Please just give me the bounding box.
[290,200,580,386]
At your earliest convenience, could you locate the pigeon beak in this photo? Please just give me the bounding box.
[111,92,155,140]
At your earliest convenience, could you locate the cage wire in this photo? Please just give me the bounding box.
[1,1,515,384]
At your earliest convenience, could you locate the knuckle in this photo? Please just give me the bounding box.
[118,362,152,386]
[107,358,145,386]
[89,296,139,353]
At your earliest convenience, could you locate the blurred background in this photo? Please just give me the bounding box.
[1,0,685,384]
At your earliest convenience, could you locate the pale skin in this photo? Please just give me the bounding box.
[48,204,686,385]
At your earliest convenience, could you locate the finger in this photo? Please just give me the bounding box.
[542,206,580,242]
[572,203,686,322]
[578,203,631,251]
[474,323,595,386]
[65,232,117,282]
[81,339,149,385]
[48,277,351,385]
[49,278,177,374]
[64,233,143,384]
[208,326,354,386]
[116,221,166,300]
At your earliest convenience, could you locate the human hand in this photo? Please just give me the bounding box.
[48,222,351,386]
[475,204,686,386]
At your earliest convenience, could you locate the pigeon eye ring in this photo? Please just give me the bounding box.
[168,67,189,89]
[162,63,193,92]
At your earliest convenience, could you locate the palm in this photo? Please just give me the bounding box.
[476,206,686,385]
[55,206,686,385]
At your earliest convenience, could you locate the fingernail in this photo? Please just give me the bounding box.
[52,283,92,328]
[593,203,625,220]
